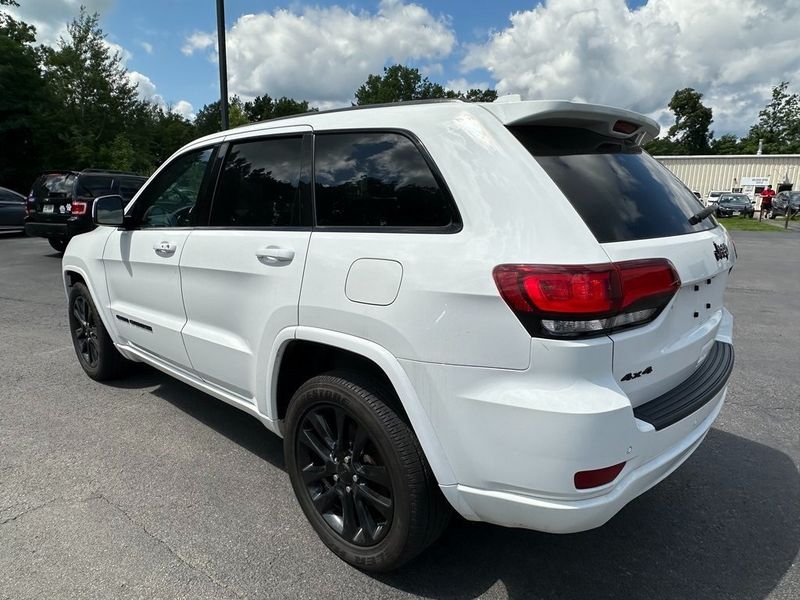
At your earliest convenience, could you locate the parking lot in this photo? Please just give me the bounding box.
[0,231,798,600]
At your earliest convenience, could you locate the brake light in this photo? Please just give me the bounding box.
[71,201,88,215]
[493,259,680,338]
[574,462,626,489]
[613,120,639,134]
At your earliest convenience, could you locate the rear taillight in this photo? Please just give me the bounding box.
[71,201,88,215]
[493,259,680,338]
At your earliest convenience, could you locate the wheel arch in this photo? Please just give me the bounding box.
[268,326,456,486]
[62,261,119,346]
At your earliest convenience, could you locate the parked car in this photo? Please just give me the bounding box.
[715,193,755,218]
[771,190,800,218]
[0,186,26,232]
[24,169,146,252]
[705,190,727,205]
[63,98,735,571]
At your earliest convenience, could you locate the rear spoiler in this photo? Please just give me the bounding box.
[479,98,660,144]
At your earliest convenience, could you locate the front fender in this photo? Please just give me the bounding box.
[61,228,118,343]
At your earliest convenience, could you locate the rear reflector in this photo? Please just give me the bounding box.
[493,259,680,338]
[574,462,626,489]
[71,201,88,215]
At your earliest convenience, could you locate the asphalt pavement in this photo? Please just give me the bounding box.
[0,230,798,600]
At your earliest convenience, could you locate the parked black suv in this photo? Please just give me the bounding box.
[771,191,800,218]
[715,193,755,218]
[24,169,146,252]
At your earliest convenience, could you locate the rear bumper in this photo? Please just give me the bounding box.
[403,308,734,533]
[24,217,92,239]
[440,388,724,533]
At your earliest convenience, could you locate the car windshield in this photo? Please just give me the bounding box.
[721,195,748,204]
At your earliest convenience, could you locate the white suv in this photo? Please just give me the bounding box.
[63,99,735,571]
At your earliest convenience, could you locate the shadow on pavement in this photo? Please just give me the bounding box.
[114,367,800,600]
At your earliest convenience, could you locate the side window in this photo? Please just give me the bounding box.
[210,137,303,227]
[314,132,457,229]
[134,148,214,228]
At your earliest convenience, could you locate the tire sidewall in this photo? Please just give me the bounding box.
[284,377,414,570]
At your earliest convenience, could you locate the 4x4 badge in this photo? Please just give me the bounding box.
[713,242,729,261]
[620,366,653,382]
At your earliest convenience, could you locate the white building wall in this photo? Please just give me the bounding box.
[655,155,800,200]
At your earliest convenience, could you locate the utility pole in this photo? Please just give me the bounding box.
[216,0,229,130]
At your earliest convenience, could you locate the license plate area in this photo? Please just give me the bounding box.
[42,204,54,213]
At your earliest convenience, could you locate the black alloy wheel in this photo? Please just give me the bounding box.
[285,373,450,571]
[72,294,100,368]
[296,403,394,546]
[67,282,132,381]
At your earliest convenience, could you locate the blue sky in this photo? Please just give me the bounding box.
[8,1,798,136]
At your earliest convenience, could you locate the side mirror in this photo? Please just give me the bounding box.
[93,194,125,227]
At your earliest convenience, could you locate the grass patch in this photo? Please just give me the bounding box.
[719,218,788,232]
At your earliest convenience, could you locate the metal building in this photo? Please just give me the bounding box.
[655,154,800,201]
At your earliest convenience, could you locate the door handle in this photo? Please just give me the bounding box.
[255,246,295,263]
[153,241,178,255]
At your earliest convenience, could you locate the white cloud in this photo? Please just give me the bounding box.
[103,39,132,64]
[183,0,456,106]
[128,70,164,107]
[463,0,800,136]
[182,31,216,56]
[140,41,153,55]
[172,100,195,121]
[5,0,115,45]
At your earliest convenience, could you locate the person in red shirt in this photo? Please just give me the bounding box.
[761,185,775,216]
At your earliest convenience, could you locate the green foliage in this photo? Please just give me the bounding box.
[243,94,315,122]
[194,96,250,137]
[643,137,682,155]
[666,88,714,154]
[354,65,497,106]
[741,82,800,154]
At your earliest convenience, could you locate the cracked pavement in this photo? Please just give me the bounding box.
[0,232,798,600]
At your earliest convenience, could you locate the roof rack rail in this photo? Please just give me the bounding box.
[79,168,142,176]
[237,98,464,129]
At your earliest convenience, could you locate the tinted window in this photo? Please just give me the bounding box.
[0,189,23,203]
[314,132,456,228]
[134,148,214,228]
[211,137,303,227]
[31,173,75,199]
[77,175,115,197]
[511,126,716,243]
[118,177,146,201]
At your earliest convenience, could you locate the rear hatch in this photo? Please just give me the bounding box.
[507,119,733,407]
[29,173,76,222]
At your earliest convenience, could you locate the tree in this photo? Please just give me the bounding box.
[666,88,714,154]
[194,96,249,137]
[0,0,49,191]
[243,94,314,122]
[643,137,682,155]
[355,65,447,105]
[709,133,744,155]
[741,82,800,154]
[39,8,140,169]
[446,88,498,103]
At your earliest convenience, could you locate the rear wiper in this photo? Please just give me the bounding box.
[689,205,717,225]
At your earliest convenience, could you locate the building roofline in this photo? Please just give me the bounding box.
[654,154,800,159]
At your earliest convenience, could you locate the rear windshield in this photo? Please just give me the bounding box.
[510,126,716,243]
[31,173,75,198]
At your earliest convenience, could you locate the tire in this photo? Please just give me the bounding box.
[284,372,450,572]
[770,212,777,219]
[68,282,131,381]
[48,237,68,252]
